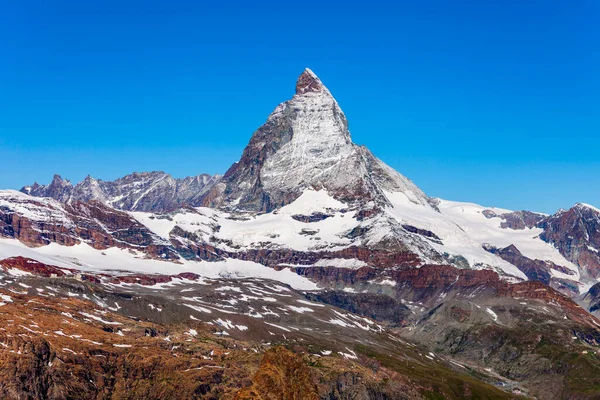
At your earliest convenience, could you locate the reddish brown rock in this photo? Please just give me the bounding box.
[0,256,76,277]
[539,204,600,279]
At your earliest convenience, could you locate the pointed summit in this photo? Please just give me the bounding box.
[51,174,68,184]
[295,68,328,95]
[202,67,431,213]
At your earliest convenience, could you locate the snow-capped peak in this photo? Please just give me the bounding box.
[203,68,431,213]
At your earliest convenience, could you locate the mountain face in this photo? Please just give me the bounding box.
[202,68,431,213]
[21,171,219,212]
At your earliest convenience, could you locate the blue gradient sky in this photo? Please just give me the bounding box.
[1,1,598,213]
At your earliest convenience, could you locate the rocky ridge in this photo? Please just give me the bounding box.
[22,171,219,212]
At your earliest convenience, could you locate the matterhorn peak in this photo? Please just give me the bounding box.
[201,67,431,213]
[295,68,329,95]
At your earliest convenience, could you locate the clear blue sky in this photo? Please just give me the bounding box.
[1,1,598,213]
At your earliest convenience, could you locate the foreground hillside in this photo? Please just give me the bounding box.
[0,275,526,399]
[0,256,599,399]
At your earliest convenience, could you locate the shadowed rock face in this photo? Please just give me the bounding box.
[304,291,412,326]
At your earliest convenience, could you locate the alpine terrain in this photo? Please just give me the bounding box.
[2,69,600,399]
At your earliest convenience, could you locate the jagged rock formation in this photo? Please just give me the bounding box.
[22,171,219,212]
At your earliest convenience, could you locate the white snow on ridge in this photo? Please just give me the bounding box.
[437,199,579,277]
[382,191,527,280]
[486,308,499,322]
[277,189,347,215]
[130,209,216,241]
[209,191,356,252]
[577,203,600,213]
[0,191,72,226]
[379,191,578,280]
[0,238,319,291]
[131,190,357,253]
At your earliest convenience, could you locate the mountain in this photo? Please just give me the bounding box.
[9,68,600,293]
[21,171,220,212]
[539,203,600,280]
[3,68,600,398]
[202,68,432,214]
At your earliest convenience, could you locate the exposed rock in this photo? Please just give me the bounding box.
[401,224,442,242]
[483,210,546,230]
[305,291,411,325]
[22,171,220,212]
[0,192,177,260]
[483,244,579,295]
[539,203,600,279]
[0,256,76,277]
[290,212,332,223]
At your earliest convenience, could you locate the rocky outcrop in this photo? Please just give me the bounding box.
[234,347,320,400]
[297,263,597,328]
[305,291,411,325]
[484,244,579,295]
[483,210,546,230]
[0,256,76,277]
[484,244,553,284]
[539,203,600,280]
[290,212,332,223]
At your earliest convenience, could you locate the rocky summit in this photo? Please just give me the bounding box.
[2,68,600,399]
